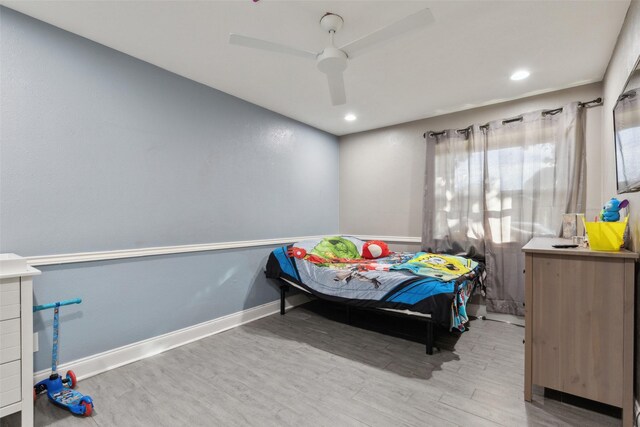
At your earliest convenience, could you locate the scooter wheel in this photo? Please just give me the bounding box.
[82,401,92,417]
[33,384,47,399]
[66,370,77,389]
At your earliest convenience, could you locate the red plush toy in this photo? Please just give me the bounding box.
[361,240,390,259]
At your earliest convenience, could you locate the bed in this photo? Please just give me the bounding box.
[265,236,485,354]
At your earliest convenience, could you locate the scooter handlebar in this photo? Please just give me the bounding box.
[33,298,82,312]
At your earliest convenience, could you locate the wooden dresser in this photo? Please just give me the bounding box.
[522,238,637,427]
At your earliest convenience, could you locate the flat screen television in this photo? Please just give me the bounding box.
[614,55,640,193]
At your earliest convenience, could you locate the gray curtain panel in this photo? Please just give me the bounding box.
[423,102,586,315]
[422,126,485,259]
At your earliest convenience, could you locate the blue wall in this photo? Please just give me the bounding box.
[31,249,283,371]
[0,7,339,370]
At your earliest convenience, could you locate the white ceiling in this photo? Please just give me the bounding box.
[2,0,630,136]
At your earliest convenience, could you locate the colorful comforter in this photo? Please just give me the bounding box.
[265,236,484,332]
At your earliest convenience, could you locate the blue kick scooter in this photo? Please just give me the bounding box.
[33,298,94,416]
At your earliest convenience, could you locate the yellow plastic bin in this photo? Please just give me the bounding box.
[583,215,628,251]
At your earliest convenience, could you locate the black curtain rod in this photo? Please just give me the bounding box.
[579,97,603,108]
[542,107,563,116]
[423,97,603,138]
[502,117,523,125]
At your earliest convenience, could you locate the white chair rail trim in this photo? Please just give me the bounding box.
[351,235,422,244]
[27,235,422,266]
[26,235,328,266]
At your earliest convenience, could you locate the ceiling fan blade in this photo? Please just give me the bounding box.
[339,8,434,59]
[229,33,318,60]
[326,72,346,106]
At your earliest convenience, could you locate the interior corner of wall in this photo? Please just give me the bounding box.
[631,218,640,253]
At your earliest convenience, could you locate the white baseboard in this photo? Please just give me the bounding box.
[466,303,525,326]
[33,293,312,384]
[466,303,485,317]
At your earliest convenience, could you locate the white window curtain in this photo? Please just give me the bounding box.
[423,102,586,315]
[422,125,485,259]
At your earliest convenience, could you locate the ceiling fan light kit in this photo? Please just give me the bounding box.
[316,47,347,74]
[229,8,434,106]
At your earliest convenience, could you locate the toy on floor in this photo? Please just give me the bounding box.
[33,298,94,416]
[599,198,629,222]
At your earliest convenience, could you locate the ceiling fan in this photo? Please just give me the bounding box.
[229,8,435,106]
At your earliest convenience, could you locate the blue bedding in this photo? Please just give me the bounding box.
[265,236,484,332]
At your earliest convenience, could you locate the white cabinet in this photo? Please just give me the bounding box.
[0,255,40,426]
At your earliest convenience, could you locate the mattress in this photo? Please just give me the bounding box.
[265,236,484,332]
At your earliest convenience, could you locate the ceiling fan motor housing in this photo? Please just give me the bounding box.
[316,47,347,75]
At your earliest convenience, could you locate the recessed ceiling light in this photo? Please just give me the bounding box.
[510,70,530,81]
[344,113,357,121]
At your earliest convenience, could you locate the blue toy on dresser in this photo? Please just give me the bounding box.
[599,197,629,222]
[33,298,94,416]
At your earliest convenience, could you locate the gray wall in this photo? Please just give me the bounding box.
[339,83,603,238]
[31,248,283,371]
[0,7,339,370]
[600,0,640,412]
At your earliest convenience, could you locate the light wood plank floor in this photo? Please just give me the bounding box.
[2,301,621,426]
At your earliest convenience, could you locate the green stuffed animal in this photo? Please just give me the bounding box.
[310,237,360,260]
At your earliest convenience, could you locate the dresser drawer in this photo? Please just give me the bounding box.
[0,279,20,321]
[0,360,21,408]
[0,318,20,364]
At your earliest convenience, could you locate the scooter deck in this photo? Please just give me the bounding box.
[50,388,85,407]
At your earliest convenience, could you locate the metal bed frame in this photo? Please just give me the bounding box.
[278,279,436,355]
